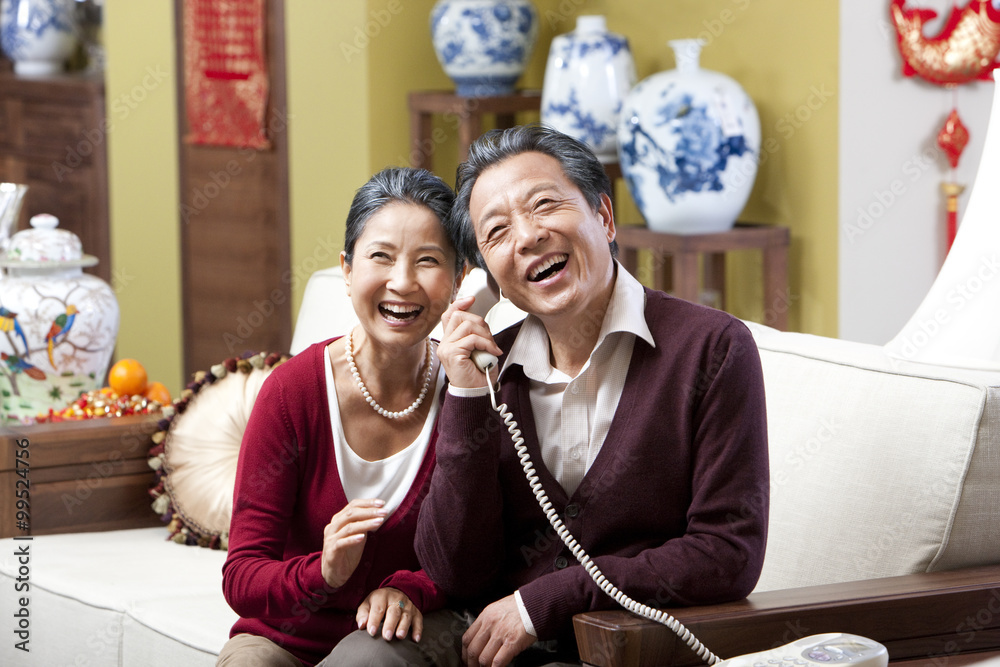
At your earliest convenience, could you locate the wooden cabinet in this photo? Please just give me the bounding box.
[0,416,161,538]
[0,72,110,282]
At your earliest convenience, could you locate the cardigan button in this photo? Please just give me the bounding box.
[555,556,569,569]
[565,503,580,519]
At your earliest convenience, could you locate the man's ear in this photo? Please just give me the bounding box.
[599,192,616,244]
[340,251,351,296]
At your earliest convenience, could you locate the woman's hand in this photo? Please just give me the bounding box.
[438,295,503,389]
[357,587,423,642]
[321,498,387,588]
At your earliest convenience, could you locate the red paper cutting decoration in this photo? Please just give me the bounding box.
[184,0,270,149]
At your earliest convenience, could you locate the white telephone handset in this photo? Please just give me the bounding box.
[470,350,499,373]
[469,350,888,667]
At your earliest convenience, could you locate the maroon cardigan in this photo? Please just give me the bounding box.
[223,340,446,666]
[415,289,769,643]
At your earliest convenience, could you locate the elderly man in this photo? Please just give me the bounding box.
[416,125,769,667]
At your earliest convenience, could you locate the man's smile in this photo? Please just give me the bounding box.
[528,254,568,282]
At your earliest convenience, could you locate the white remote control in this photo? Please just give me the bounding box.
[715,633,888,667]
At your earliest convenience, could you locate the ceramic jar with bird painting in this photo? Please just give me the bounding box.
[0,213,119,423]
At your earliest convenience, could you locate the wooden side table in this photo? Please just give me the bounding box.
[408,89,542,172]
[616,223,791,330]
[0,415,161,537]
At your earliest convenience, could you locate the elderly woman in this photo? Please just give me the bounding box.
[218,167,467,667]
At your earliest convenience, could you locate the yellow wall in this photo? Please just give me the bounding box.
[285,1,371,312]
[104,2,183,392]
[105,1,838,393]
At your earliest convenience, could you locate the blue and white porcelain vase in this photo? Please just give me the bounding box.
[0,0,78,76]
[430,0,538,97]
[541,16,636,163]
[618,39,761,234]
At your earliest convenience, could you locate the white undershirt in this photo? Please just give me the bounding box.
[325,346,444,515]
[449,263,654,635]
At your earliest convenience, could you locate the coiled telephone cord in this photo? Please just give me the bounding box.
[483,373,721,665]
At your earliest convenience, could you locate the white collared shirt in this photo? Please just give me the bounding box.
[448,262,654,636]
[499,262,653,496]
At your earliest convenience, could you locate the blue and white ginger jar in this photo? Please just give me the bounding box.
[541,15,636,163]
[431,0,538,97]
[0,0,77,76]
[618,39,761,234]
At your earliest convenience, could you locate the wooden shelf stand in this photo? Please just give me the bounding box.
[408,89,542,173]
[616,223,791,330]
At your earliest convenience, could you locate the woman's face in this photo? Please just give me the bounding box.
[341,202,461,348]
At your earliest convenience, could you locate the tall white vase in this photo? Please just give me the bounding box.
[540,15,636,163]
[617,39,761,234]
[885,70,1000,370]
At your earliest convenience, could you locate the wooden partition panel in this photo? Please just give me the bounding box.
[174,0,291,379]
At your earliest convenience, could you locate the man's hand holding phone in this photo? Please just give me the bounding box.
[438,295,503,389]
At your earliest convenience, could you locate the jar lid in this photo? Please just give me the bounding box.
[0,214,98,268]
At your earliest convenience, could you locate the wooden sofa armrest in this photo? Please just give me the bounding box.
[573,564,1000,667]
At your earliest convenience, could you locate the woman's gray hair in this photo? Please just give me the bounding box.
[343,167,463,273]
[452,124,616,268]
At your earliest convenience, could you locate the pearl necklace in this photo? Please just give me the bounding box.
[345,331,433,419]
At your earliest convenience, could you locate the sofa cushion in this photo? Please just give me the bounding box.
[0,528,234,665]
[746,322,1000,592]
[149,352,289,549]
[123,592,236,666]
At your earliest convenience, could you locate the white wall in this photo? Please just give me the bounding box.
[839,0,995,343]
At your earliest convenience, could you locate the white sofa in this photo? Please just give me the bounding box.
[3,267,1000,666]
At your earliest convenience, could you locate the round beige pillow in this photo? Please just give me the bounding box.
[148,352,289,549]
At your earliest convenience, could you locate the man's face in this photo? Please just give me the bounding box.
[469,151,616,325]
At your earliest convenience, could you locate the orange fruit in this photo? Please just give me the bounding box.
[108,358,148,397]
[144,381,172,405]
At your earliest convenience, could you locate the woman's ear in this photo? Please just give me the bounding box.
[340,251,351,296]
